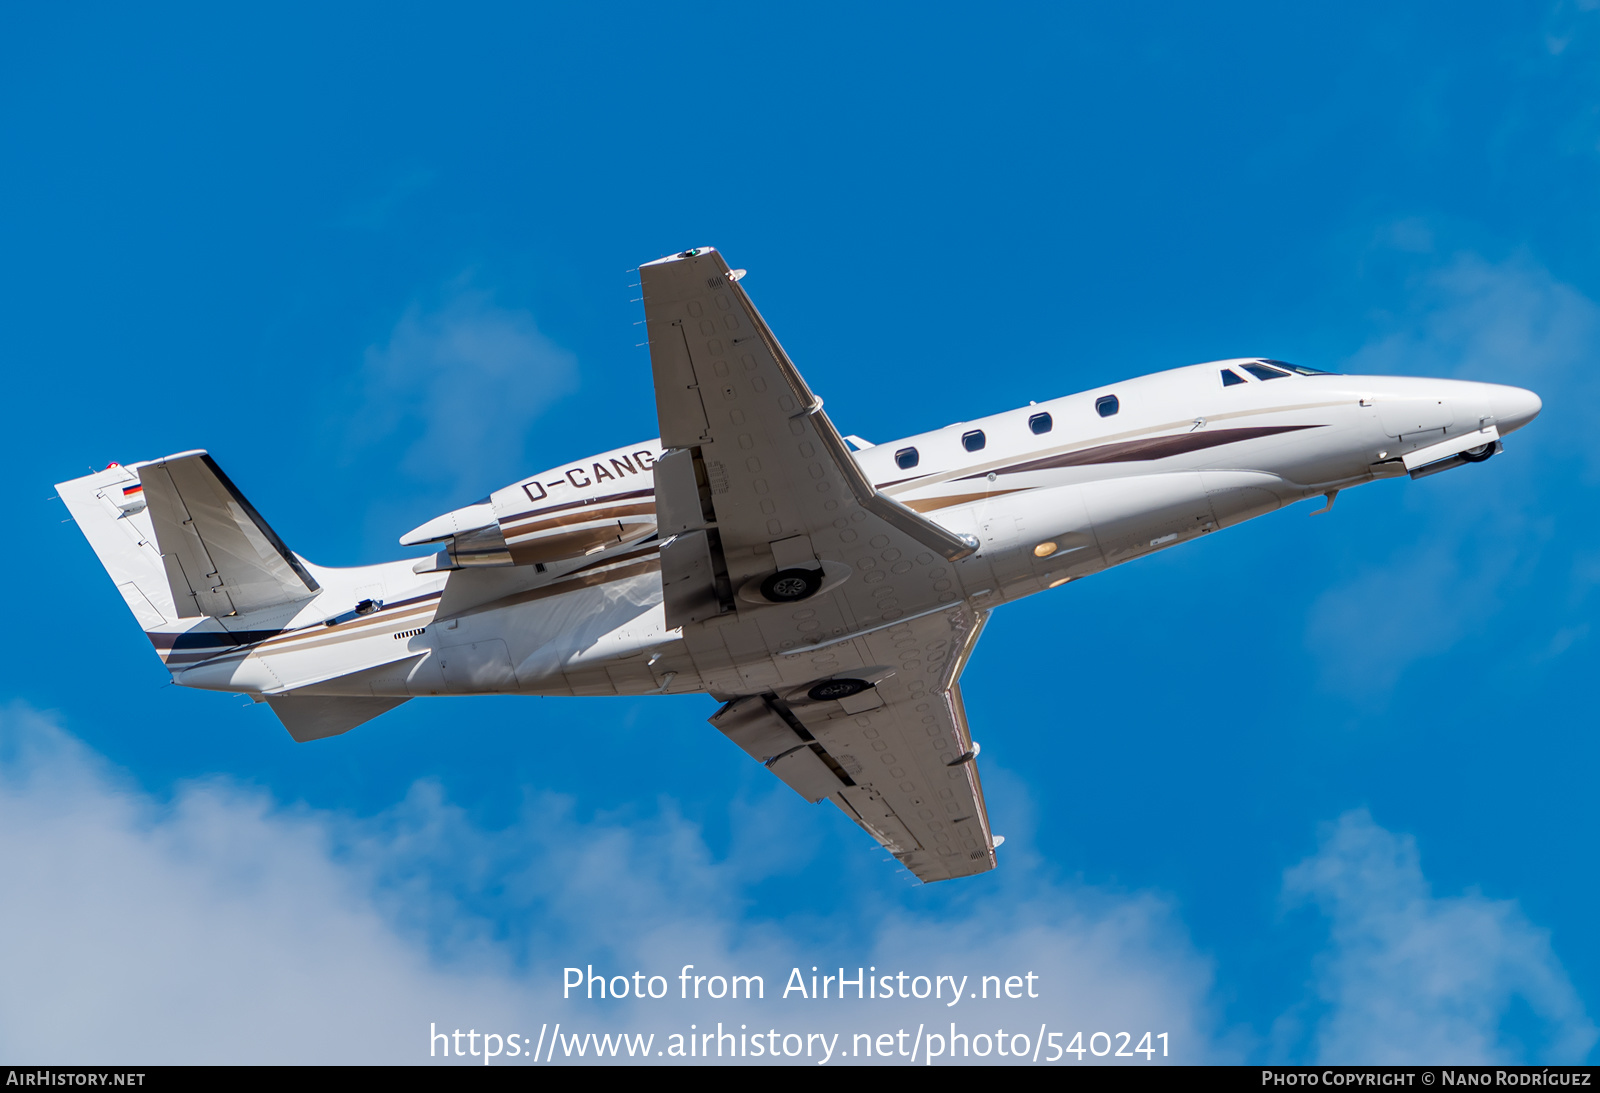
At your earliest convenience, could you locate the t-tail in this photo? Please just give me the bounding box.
[56,453,416,742]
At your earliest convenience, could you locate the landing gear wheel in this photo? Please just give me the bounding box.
[1461,443,1496,463]
[760,567,822,603]
[808,678,871,702]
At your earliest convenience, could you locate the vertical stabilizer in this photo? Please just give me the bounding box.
[57,464,182,631]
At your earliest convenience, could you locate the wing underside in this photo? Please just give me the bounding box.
[709,605,995,882]
[639,247,974,642]
[642,246,1000,881]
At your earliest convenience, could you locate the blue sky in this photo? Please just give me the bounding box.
[2,2,1598,1064]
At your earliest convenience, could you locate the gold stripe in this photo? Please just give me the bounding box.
[177,544,666,667]
[900,489,1025,514]
[162,599,444,665]
[243,606,440,659]
[501,501,656,537]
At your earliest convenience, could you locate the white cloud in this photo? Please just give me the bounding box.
[0,705,534,1063]
[355,284,577,503]
[5,709,1586,1064]
[0,706,1223,1064]
[866,894,1222,1062]
[1284,810,1596,1064]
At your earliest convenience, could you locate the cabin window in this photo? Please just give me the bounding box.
[1095,394,1120,417]
[1221,369,1246,386]
[962,429,986,452]
[1242,363,1290,381]
[894,447,920,470]
[1028,412,1053,434]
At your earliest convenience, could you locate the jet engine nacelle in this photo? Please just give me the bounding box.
[400,439,664,571]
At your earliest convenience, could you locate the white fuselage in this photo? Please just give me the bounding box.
[159,359,1540,702]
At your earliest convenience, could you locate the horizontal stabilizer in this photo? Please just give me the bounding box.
[138,451,319,618]
[265,694,409,742]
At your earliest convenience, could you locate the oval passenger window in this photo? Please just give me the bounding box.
[1095,395,1119,417]
[962,430,986,452]
[1028,412,1053,434]
[894,447,920,470]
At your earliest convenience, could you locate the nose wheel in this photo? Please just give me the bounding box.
[1461,443,1496,463]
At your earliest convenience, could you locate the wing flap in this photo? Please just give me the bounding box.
[660,529,729,626]
[710,695,851,804]
[711,694,808,761]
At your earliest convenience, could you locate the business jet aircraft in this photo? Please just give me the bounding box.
[57,247,1541,882]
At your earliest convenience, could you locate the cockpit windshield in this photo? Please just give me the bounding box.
[1258,358,1340,376]
[1242,363,1290,381]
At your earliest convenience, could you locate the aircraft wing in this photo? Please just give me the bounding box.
[710,604,995,882]
[639,247,976,637]
[642,247,999,881]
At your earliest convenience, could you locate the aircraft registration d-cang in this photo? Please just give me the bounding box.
[59,247,1542,882]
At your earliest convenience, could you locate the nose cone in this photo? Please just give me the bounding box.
[1491,385,1542,435]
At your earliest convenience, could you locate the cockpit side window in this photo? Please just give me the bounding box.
[1260,358,1340,376]
[1221,369,1246,386]
[1095,395,1119,417]
[894,447,920,470]
[1242,363,1290,381]
[1028,412,1053,434]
